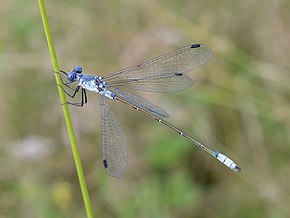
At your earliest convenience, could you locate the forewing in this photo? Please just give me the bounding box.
[100,96,127,177]
[104,44,211,92]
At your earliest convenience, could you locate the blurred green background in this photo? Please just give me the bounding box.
[1,0,290,217]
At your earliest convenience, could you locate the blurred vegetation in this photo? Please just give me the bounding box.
[1,0,290,217]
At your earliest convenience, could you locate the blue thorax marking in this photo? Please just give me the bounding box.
[77,74,115,100]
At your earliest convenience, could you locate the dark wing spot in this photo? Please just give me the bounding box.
[103,160,108,169]
[175,72,183,76]
[190,44,201,48]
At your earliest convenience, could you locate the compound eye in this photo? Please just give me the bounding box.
[74,66,83,74]
[67,72,75,82]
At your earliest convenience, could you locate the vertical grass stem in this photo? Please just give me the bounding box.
[38,1,94,217]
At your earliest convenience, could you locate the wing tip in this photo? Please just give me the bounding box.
[103,159,127,178]
[190,43,212,60]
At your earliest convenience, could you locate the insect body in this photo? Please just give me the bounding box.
[58,44,241,177]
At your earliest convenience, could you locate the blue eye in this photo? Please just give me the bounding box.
[74,66,82,74]
[67,72,75,82]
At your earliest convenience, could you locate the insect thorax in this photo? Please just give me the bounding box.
[79,75,115,99]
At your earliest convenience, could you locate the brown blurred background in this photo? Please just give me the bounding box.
[1,0,290,217]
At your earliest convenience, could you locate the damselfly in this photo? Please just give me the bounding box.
[57,44,241,177]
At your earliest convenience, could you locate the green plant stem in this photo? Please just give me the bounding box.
[38,1,94,217]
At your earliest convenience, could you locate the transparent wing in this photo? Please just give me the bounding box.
[100,96,127,177]
[104,44,211,92]
[108,74,193,92]
[108,86,169,118]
